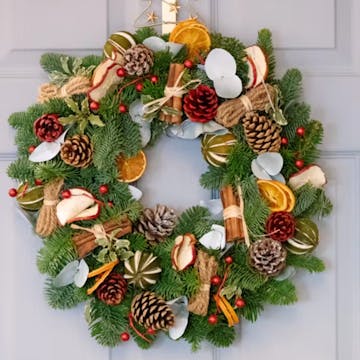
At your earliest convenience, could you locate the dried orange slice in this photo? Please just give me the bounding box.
[117,150,147,183]
[169,20,211,60]
[257,180,295,212]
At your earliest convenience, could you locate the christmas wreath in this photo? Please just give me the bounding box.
[7,19,332,350]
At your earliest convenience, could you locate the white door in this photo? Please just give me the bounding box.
[0,0,359,359]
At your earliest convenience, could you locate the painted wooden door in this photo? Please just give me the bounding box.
[0,1,359,359]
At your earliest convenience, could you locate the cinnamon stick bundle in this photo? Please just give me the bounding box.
[160,63,184,124]
[72,216,132,258]
[220,185,244,242]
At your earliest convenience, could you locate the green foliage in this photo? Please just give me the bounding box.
[45,280,88,309]
[126,233,148,252]
[134,27,158,43]
[119,115,142,157]
[240,289,264,322]
[34,160,79,183]
[183,314,211,351]
[281,102,311,141]
[257,28,276,83]
[199,164,226,190]
[148,118,167,146]
[88,297,130,347]
[259,279,297,305]
[7,157,36,183]
[286,253,325,273]
[210,32,249,85]
[174,206,211,237]
[279,68,303,105]
[206,320,236,347]
[37,227,77,277]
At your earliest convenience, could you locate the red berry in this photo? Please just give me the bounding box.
[211,275,222,286]
[208,314,218,325]
[107,201,114,208]
[90,101,100,111]
[61,189,71,199]
[120,332,130,342]
[184,59,193,69]
[147,327,156,335]
[281,137,289,146]
[99,184,109,195]
[225,256,233,265]
[28,145,36,154]
[119,104,128,113]
[34,179,43,186]
[235,298,246,308]
[296,127,305,137]
[295,159,304,169]
[116,68,127,77]
[8,188,18,197]
[135,83,144,92]
[150,75,159,84]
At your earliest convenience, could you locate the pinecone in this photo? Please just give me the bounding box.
[266,211,296,242]
[131,291,175,330]
[124,44,154,76]
[60,134,93,168]
[96,273,127,306]
[242,112,281,154]
[137,204,177,244]
[183,85,218,123]
[33,113,63,142]
[248,238,287,277]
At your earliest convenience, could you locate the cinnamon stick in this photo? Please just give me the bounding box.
[220,185,244,242]
[72,216,132,258]
[170,63,185,124]
[160,63,176,122]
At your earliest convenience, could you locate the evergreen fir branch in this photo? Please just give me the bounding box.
[210,33,248,85]
[200,165,226,190]
[191,68,213,87]
[257,29,276,83]
[7,157,36,182]
[259,279,297,305]
[301,188,332,218]
[180,268,201,298]
[279,68,303,105]
[88,297,130,347]
[98,90,121,120]
[42,97,72,116]
[15,126,39,156]
[40,53,74,74]
[279,148,297,179]
[119,115,142,157]
[282,102,311,141]
[8,111,29,129]
[223,143,255,184]
[92,117,123,171]
[174,206,211,237]
[34,160,79,183]
[292,184,319,217]
[127,233,148,252]
[81,55,103,68]
[148,118,167,146]
[241,177,270,238]
[239,289,264,322]
[134,27,158,43]
[286,253,326,273]
[297,120,323,164]
[45,279,87,309]
[206,321,236,347]
[183,314,211,351]
[37,227,77,276]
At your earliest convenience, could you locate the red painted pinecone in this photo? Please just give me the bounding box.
[96,273,127,306]
[33,113,63,142]
[183,85,218,123]
[266,211,296,242]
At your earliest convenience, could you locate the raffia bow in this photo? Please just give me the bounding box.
[143,70,201,117]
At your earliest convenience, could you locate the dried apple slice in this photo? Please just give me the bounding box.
[244,45,268,89]
[67,203,100,223]
[171,234,197,271]
[288,164,327,190]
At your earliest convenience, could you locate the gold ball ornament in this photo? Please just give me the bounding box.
[201,133,237,167]
[16,183,44,211]
[103,31,136,59]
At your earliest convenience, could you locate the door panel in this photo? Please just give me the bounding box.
[0,1,359,359]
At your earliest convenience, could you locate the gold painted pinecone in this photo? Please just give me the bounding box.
[137,204,177,244]
[131,291,175,330]
[124,44,154,76]
[96,273,127,306]
[248,238,287,277]
[60,134,93,168]
[242,112,281,153]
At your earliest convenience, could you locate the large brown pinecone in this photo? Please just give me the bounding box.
[137,204,177,245]
[242,112,281,154]
[183,85,218,123]
[124,44,154,76]
[131,291,175,330]
[60,134,93,168]
[96,273,127,306]
[248,238,287,277]
[33,113,63,142]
